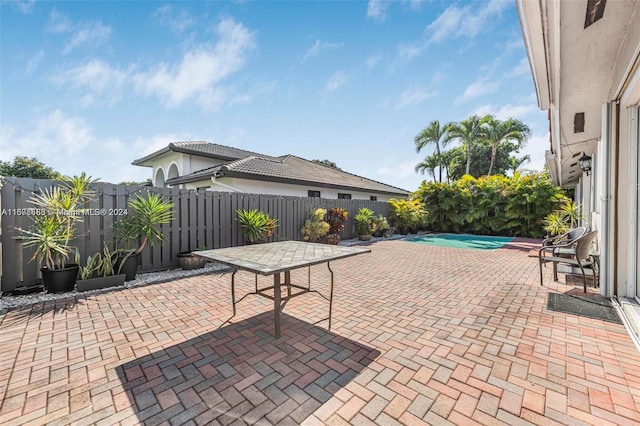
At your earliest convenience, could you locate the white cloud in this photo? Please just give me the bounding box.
[14,0,36,14]
[64,22,112,54]
[26,50,44,74]
[302,39,343,63]
[407,0,423,11]
[134,18,255,109]
[509,57,530,78]
[154,4,195,33]
[52,60,128,106]
[394,85,435,110]
[366,53,383,68]
[51,18,257,111]
[377,158,421,179]
[367,0,390,22]
[455,78,500,105]
[0,110,190,183]
[0,110,91,167]
[520,134,549,172]
[47,8,73,33]
[429,0,510,42]
[324,71,348,93]
[46,8,112,54]
[398,0,510,60]
[472,102,539,121]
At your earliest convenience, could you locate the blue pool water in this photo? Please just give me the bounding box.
[405,233,514,250]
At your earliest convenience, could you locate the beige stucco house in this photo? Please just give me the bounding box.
[132,141,410,201]
[517,0,640,343]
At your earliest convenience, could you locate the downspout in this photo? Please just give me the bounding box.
[613,102,620,297]
[210,175,243,193]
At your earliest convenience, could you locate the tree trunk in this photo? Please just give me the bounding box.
[436,144,442,183]
[465,144,472,175]
[488,144,497,176]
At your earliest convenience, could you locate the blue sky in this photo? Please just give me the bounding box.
[0,0,547,192]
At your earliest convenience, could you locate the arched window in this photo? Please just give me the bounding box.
[155,168,166,187]
[168,163,179,181]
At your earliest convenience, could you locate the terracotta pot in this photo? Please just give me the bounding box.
[325,234,340,245]
[177,252,207,270]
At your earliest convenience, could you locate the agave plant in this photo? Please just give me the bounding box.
[236,209,278,243]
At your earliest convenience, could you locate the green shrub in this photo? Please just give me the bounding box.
[301,208,330,242]
[414,171,567,238]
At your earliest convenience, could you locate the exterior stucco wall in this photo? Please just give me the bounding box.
[180,177,401,201]
[151,152,184,187]
[610,2,640,99]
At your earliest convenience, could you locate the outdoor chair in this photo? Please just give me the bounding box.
[538,230,598,292]
[541,226,587,248]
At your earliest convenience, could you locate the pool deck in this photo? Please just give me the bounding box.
[1,238,639,425]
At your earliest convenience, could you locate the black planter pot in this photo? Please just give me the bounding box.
[358,234,372,241]
[77,274,126,292]
[115,252,139,281]
[41,264,79,293]
[177,252,207,270]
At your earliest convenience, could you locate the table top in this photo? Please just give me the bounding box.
[194,241,371,275]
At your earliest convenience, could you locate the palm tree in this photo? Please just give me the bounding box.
[414,120,451,183]
[480,115,531,176]
[414,153,439,181]
[510,154,531,173]
[446,115,482,176]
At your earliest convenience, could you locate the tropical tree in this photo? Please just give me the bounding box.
[479,116,531,176]
[414,153,439,181]
[414,120,451,183]
[446,115,483,176]
[509,155,531,173]
[0,156,62,179]
[312,159,341,170]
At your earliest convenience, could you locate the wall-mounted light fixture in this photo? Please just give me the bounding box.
[578,153,592,176]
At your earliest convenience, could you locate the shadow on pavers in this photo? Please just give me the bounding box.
[116,312,380,425]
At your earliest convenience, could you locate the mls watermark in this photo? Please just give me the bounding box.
[1,208,128,217]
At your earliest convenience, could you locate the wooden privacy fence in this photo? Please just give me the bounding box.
[0,177,389,292]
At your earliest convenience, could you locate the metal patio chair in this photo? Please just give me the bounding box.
[538,230,598,292]
[541,226,587,248]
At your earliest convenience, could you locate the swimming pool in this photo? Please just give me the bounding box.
[405,233,514,250]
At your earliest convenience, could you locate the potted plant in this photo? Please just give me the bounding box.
[113,192,174,281]
[16,173,96,293]
[353,207,377,241]
[177,246,208,270]
[301,208,330,243]
[388,198,423,235]
[372,214,390,238]
[76,243,126,292]
[236,209,278,244]
[325,207,348,245]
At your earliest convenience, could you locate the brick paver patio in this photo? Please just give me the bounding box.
[1,238,639,425]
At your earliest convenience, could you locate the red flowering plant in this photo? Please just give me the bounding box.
[326,207,348,235]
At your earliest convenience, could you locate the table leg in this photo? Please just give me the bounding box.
[327,262,334,331]
[274,272,281,338]
[286,270,292,298]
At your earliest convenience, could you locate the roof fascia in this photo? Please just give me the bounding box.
[517,0,552,110]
